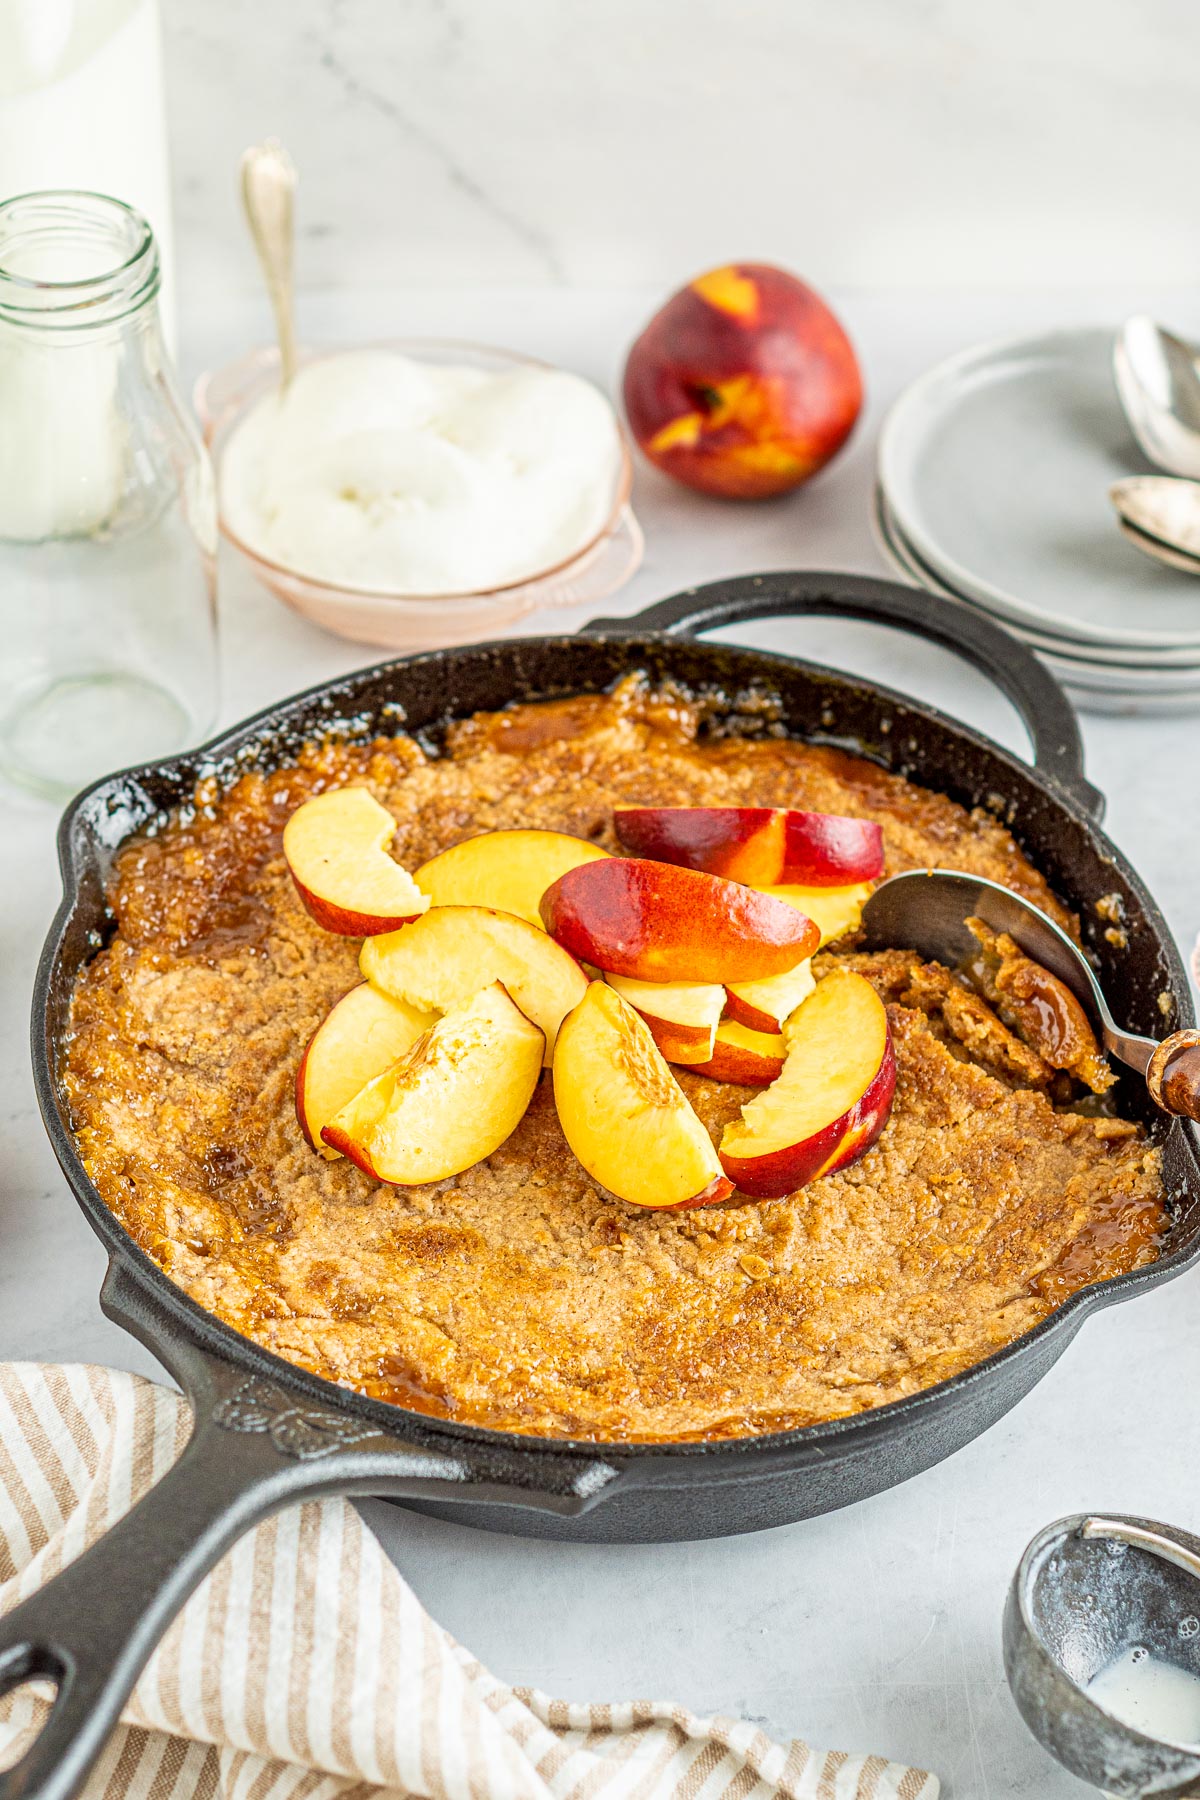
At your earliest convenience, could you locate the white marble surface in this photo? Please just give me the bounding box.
[3,284,1200,1799]
[162,0,1200,303]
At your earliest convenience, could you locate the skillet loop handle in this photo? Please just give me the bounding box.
[586,571,1105,824]
[1147,1030,1200,1122]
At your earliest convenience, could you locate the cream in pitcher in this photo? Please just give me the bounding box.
[0,0,175,344]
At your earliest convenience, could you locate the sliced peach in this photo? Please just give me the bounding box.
[719,968,895,1198]
[552,982,733,1210]
[541,858,817,984]
[604,972,726,1064]
[414,829,610,929]
[359,904,587,1065]
[296,982,436,1156]
[321,981,543,1183]
[612,806,883,886]
[724,957,815,1034]
[757,881,874,947]
[283,788,429,936]
[614,806,786,886]
[782,812,883,885]
[690,1019,786,1086]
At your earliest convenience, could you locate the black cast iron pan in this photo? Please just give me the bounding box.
[6,572,1200,1800]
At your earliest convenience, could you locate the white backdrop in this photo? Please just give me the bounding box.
[166,0,1200,303]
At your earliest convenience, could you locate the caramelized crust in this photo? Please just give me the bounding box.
[64,679,1165,1442]
[965,917,1116,1095]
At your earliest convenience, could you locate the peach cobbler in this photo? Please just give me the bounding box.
[65,679,1166,1442]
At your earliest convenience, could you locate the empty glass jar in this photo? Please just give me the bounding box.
[0,191,217,800]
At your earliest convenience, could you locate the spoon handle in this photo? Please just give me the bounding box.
[1147,1029,1200,1121]
[239,139,298,390]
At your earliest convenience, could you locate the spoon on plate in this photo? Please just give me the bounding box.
[239,138,298,391]
[1109,476,1200,575]
[1110,317,1200,573]
[1114,315,1200,479]
[860,869,1200,1120]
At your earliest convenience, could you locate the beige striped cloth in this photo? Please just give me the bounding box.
[0,1366,938,1800]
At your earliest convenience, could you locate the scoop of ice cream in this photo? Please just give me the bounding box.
[220,350,622,594]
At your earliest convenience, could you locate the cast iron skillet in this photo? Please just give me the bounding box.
[5,572,1200,1800]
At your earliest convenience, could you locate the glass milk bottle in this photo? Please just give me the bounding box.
[0,0,175,345]
[0,193,217,800]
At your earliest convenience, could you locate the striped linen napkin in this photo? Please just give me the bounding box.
[0,1365,938,1800]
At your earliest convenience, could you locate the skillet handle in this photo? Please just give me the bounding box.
[0,1392,328,1800]
[1148,1030,1200,1122]
[586,571,1105,823]
[0,1368,461,1800]
[0,1270,623,1800]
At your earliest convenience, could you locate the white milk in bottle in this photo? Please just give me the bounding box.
[0,0,175,345]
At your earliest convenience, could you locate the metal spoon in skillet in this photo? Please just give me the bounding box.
[860,870,1200,1121]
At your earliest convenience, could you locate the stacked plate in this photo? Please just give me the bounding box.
[873,327,1200,712]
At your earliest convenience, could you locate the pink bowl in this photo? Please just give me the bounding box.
[194,339,643,651]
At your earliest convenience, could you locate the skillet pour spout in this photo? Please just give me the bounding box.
[11,570,1200,1800]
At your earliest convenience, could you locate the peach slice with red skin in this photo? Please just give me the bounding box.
[719,968,895,1198]
[321,981,543,1184]
[552,982,733,1210]
[541,858,817,985]
[603,972,725,1064]
[413,829,609,929]
[295,982,436,1156]
[613,806,883,888]
[359,904,587,1065]
[614,807,787,887]
[783,815,882,887]
[690,1019,785,1086]
[283,788,429,936]
[724,957,815,1035]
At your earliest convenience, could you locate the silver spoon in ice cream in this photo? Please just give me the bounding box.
[239,138,298,391]
[861,869,1200,1119]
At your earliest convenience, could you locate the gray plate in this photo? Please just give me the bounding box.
[870,487,1200,715]
[872,484,1200,687]
[873,487,1200,670]
[879,326,1200,652]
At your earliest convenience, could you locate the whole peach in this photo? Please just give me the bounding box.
[622,263,862,499]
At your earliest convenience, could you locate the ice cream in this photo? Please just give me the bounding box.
[219,350,624,595]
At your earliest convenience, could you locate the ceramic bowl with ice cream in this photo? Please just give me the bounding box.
[196,340,642,649]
